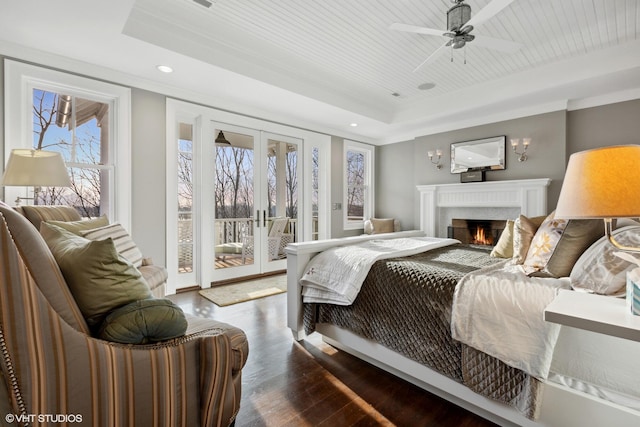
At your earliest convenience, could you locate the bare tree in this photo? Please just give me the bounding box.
[177,150,193,211]
[32,90,103,217]
[285,150,297,219]
[267,151,276,216]
[33,92,59,151]
[346,151,365,218]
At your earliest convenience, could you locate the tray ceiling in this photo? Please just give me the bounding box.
[1,0,639,143]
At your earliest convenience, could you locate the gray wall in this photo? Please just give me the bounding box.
[382,111,567,230]
[567,99,640,154]
[130,88,166,265]
[376,139,415,231]
[378,111,570,231]
[376,101,640,232]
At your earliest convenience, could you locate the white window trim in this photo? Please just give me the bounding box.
[3,60,132,229]
[343,139,374,231]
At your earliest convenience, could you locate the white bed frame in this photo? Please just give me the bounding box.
[285,231,640,427]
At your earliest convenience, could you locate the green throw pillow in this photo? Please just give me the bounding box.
[40,222,152,328]
[98,299,188,344]
[45,214,110,235]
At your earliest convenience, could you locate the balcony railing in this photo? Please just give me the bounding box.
[177,217,312,271]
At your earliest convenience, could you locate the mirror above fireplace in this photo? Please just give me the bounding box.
[450,135,506,173]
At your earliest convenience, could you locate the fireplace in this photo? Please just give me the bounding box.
[417,179,550,238]
[447,219,506,246]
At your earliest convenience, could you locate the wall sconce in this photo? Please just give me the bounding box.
[511,138,530,162]
[428,149,443,169]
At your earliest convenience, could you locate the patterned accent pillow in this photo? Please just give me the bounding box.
[522,213,568,274]
[523,212,603,278]
[571,225,640,295]
[490,219,514,258]
[80,223,144,268]
[512,215,546,264]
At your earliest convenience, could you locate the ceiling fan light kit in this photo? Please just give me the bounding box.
[390,0,519,71]
[447,1,471,32]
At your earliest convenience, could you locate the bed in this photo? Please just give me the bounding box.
[285,230,640,427]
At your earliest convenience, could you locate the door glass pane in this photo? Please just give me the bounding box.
[312,147,319,240]
[267,139,297,262]
[177,123,194,274]
[214,130,255,269]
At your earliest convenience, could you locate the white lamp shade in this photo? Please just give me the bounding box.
[1,149,72,187]
[555,145,640,219]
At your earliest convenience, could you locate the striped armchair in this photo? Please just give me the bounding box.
[0,202,248,426]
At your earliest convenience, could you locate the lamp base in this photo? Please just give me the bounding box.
[605,218,640,252]
[14,196,35,207]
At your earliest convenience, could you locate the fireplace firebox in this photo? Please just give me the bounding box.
[447,219,506,246]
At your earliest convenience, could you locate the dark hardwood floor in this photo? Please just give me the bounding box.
[169,288,498,427]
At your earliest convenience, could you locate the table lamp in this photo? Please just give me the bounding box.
[1,149,72,206]
[555,145,640,252]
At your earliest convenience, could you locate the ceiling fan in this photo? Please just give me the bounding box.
[390,0,521,72]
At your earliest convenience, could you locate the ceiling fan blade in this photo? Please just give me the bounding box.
[465,0,515,28]
[413,42,448,72]
[459,25,474,35]
[472,34,522,53]
[389,23,446,37]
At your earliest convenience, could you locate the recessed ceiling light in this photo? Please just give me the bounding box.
[156,65,173,73]
[418,82,436,90]
[350,123,358,127]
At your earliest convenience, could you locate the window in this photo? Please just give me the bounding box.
[177,123,194,274]
[4,60,131,227]
[31,89,109,217]
[344,140,374,230]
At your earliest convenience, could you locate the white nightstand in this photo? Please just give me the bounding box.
[544,290,640,342]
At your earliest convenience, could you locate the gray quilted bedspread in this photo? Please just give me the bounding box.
[303,244,542,419]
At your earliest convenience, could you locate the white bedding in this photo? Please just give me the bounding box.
[451,261,571,380]
[300,237,458,305]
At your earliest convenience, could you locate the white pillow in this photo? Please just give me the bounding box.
[364,219,374,234]
[570,225,640,296]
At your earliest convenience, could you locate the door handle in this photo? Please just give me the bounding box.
[263,210,267,228]
[256,210,261,228]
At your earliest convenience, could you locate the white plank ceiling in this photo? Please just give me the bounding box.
[178,0,639,101]
[1,0,639,143]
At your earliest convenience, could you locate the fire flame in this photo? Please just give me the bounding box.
[473,226,493,245]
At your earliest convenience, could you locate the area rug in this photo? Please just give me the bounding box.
[199,275,287,307]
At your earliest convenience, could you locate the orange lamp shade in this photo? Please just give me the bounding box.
[555,145,640,219]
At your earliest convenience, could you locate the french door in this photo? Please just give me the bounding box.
[166,99,330,294]
[208,122,301,282]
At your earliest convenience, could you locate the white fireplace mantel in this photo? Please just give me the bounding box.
[417,178,551,237]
